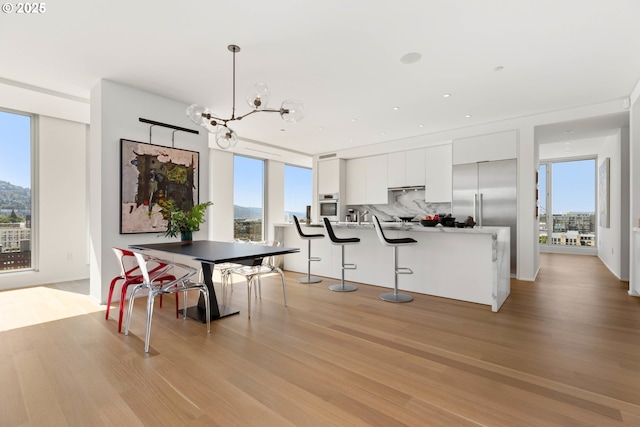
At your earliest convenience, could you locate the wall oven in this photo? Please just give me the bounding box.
[318,193,339,221]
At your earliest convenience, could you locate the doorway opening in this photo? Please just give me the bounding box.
[538,158,597,254]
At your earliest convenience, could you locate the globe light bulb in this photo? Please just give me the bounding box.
[280,99,305,123]
[215,126,238,149]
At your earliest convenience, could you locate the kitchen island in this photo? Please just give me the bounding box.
[274,222,510,312]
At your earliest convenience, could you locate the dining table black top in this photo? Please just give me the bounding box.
[129,240,300,265]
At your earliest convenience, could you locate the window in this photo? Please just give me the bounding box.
[284,164,312,223]
[539,158,596,251]
[0,109,33,271]
[233,155,264,241]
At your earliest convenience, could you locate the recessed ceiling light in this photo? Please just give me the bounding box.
[348,139,353,142]
[392,107,399,111]
[465,114,472,118]
[318,127,324,131]
[351,118,357,122]
[443,93,451,98]
[494,66,504,72]
[400,52,422,64]
[418,124,424,128]
[380,132,386,135]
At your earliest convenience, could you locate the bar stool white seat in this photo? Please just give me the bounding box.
[293,215,324,283]
[372,215,416,302]
[323,217,360,292]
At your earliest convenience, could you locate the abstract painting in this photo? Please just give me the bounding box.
[120,139,199,234]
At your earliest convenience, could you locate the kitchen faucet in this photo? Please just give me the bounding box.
[358,209,370,225]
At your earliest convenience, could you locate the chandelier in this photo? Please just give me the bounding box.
[186,44,305,149]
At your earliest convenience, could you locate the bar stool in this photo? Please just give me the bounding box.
[322,217,359,292]
[372,215,416,302]
[293,215,324,283]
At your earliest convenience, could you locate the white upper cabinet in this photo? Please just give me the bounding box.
[387,152,405,188]
[425,143,452,202]
[346,154,388,205]
[366,154,388,204]
[317,158,341,195]
[387,149,426,188]
[405,149,426,187]
[452,130,517,165]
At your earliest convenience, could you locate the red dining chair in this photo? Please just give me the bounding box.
[106,248,179,332]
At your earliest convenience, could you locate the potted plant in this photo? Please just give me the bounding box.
[159,199,213,244]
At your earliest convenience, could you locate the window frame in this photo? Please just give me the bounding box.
[233,154,265,242]
[0,107,38,273]
[538,155,597,255]
[283,163,312,223]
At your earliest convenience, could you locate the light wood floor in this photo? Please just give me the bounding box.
[1,253,640,426]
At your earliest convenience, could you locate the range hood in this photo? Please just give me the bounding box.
[388,185,425,192]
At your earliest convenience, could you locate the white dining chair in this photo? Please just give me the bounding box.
[124,251,211,352]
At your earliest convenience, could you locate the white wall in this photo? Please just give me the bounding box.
[89,80,210,304]
[629,81,640,296]
[209,149,235,242]
[266,160,285,242]
[0,115,89,291]
[598,133,625,279]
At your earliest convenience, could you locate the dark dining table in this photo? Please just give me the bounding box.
[129,240,300,322]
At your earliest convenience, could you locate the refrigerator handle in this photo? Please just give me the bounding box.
[479,193,484,227]
[473,193,478,222]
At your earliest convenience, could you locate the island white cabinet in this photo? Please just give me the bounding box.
[346,154,388,205]
[277,223,511,312]
[388,149,426,188]
[425,143,452,202]
[317,158,342,195]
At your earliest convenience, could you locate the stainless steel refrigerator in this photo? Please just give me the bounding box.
[452,159,517,275]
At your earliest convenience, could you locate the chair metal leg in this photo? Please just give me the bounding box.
[297,240,322,283]
[380,246,413,303]
[247,276,254,318]
[329,245,358,292]
[124,283,145,336]
[144,292,156,353]
[277,267,287,306]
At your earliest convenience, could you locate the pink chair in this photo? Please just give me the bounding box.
[106,248,178,332]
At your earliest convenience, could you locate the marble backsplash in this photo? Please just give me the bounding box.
[347,190,452,221]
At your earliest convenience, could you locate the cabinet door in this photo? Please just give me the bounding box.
[317,159,340,194]
[405,148,426,187]
[366,155,388,204]
[345,158,367,205]
[425,144,452,202]
[387,152,405,187]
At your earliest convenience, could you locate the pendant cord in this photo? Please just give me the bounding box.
[231,49,236,121]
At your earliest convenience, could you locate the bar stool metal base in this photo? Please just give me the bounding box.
[379,292,413,303]
[329,283,358,292]
[297,276,322,284]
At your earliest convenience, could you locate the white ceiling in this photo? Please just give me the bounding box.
[1,0,639,156]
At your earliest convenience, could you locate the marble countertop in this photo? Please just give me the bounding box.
[275,222,507,236]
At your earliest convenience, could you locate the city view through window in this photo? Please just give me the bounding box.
[539,159,596,247]
[0,110,32,272]
[233,155,311,241]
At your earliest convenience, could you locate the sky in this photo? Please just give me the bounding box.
[539,159,596,214]
[0,111,31,188]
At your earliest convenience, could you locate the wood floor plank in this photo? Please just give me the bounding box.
[1,254,640,426]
